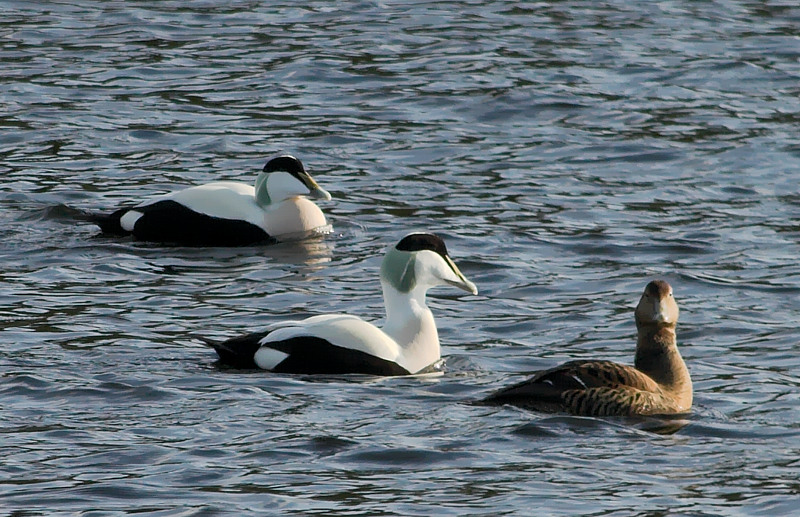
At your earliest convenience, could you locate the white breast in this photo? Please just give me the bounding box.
[263,197,328,236]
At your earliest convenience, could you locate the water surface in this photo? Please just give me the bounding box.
[2,1,799,515]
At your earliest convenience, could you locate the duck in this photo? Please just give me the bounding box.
[481,280,692,416]
[89,154,331,246]
[205,232,478,375]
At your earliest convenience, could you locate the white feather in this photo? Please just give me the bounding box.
[119,210,143,232]
[151,182,263,226]
[571,375,588,389]
[133,180,328,237]
[266,171,316,202]
[259,316,401,363]
[253,348,290,370]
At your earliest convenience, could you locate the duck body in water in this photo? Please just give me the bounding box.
[205,233,478,375]
[90,154,331,246]
[482,280,691,416]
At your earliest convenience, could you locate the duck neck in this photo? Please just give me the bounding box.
[635,323,692,408]
[380,280,439,374]
[254,172,272,208]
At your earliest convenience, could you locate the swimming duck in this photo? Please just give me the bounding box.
[482,280,691,416]
[206,232,478,375]
[90,154,331,246]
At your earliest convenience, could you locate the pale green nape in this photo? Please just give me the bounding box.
[254,172,271,207]
[381,248,416,293]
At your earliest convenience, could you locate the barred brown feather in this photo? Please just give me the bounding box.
[482,280,692,416]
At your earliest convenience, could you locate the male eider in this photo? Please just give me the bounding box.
[205,232,478,375]
[90,154,331,246]
[482,280,692,416]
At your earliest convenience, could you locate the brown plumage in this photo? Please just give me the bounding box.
[482,280,692,416]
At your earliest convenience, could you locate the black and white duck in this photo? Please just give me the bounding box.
[90,154,331,246]
[206,232,478,375]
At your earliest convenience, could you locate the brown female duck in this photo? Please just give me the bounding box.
[482,280,692,416]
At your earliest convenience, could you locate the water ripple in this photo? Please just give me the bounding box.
[2,0,800,515]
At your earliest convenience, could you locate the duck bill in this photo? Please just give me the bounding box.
[640,298,675,326]
[309,186,332,201]
[444,256,478,295]
[304,176,331,201]
[653,299,675,323]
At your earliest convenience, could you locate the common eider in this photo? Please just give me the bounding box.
[482,280,692,416]
[90,154,331,246]
[205,232,478,375]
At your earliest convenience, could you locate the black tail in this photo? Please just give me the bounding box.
[86,208,129,235]
[199,332,267,369]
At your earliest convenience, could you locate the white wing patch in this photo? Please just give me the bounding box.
[259,315,400,363]
[143,182,264,227]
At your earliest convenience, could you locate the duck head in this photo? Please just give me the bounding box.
[635,279,679,328]
[381,233,478,296]
[254,154,332,207]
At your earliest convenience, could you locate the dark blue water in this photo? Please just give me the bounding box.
[2,1,799,515]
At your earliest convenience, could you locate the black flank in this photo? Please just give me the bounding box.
[265,336,411,376]
[208,333,412,376]
[130,200,274,246]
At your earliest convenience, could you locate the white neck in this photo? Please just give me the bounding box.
[379,280,440,374]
